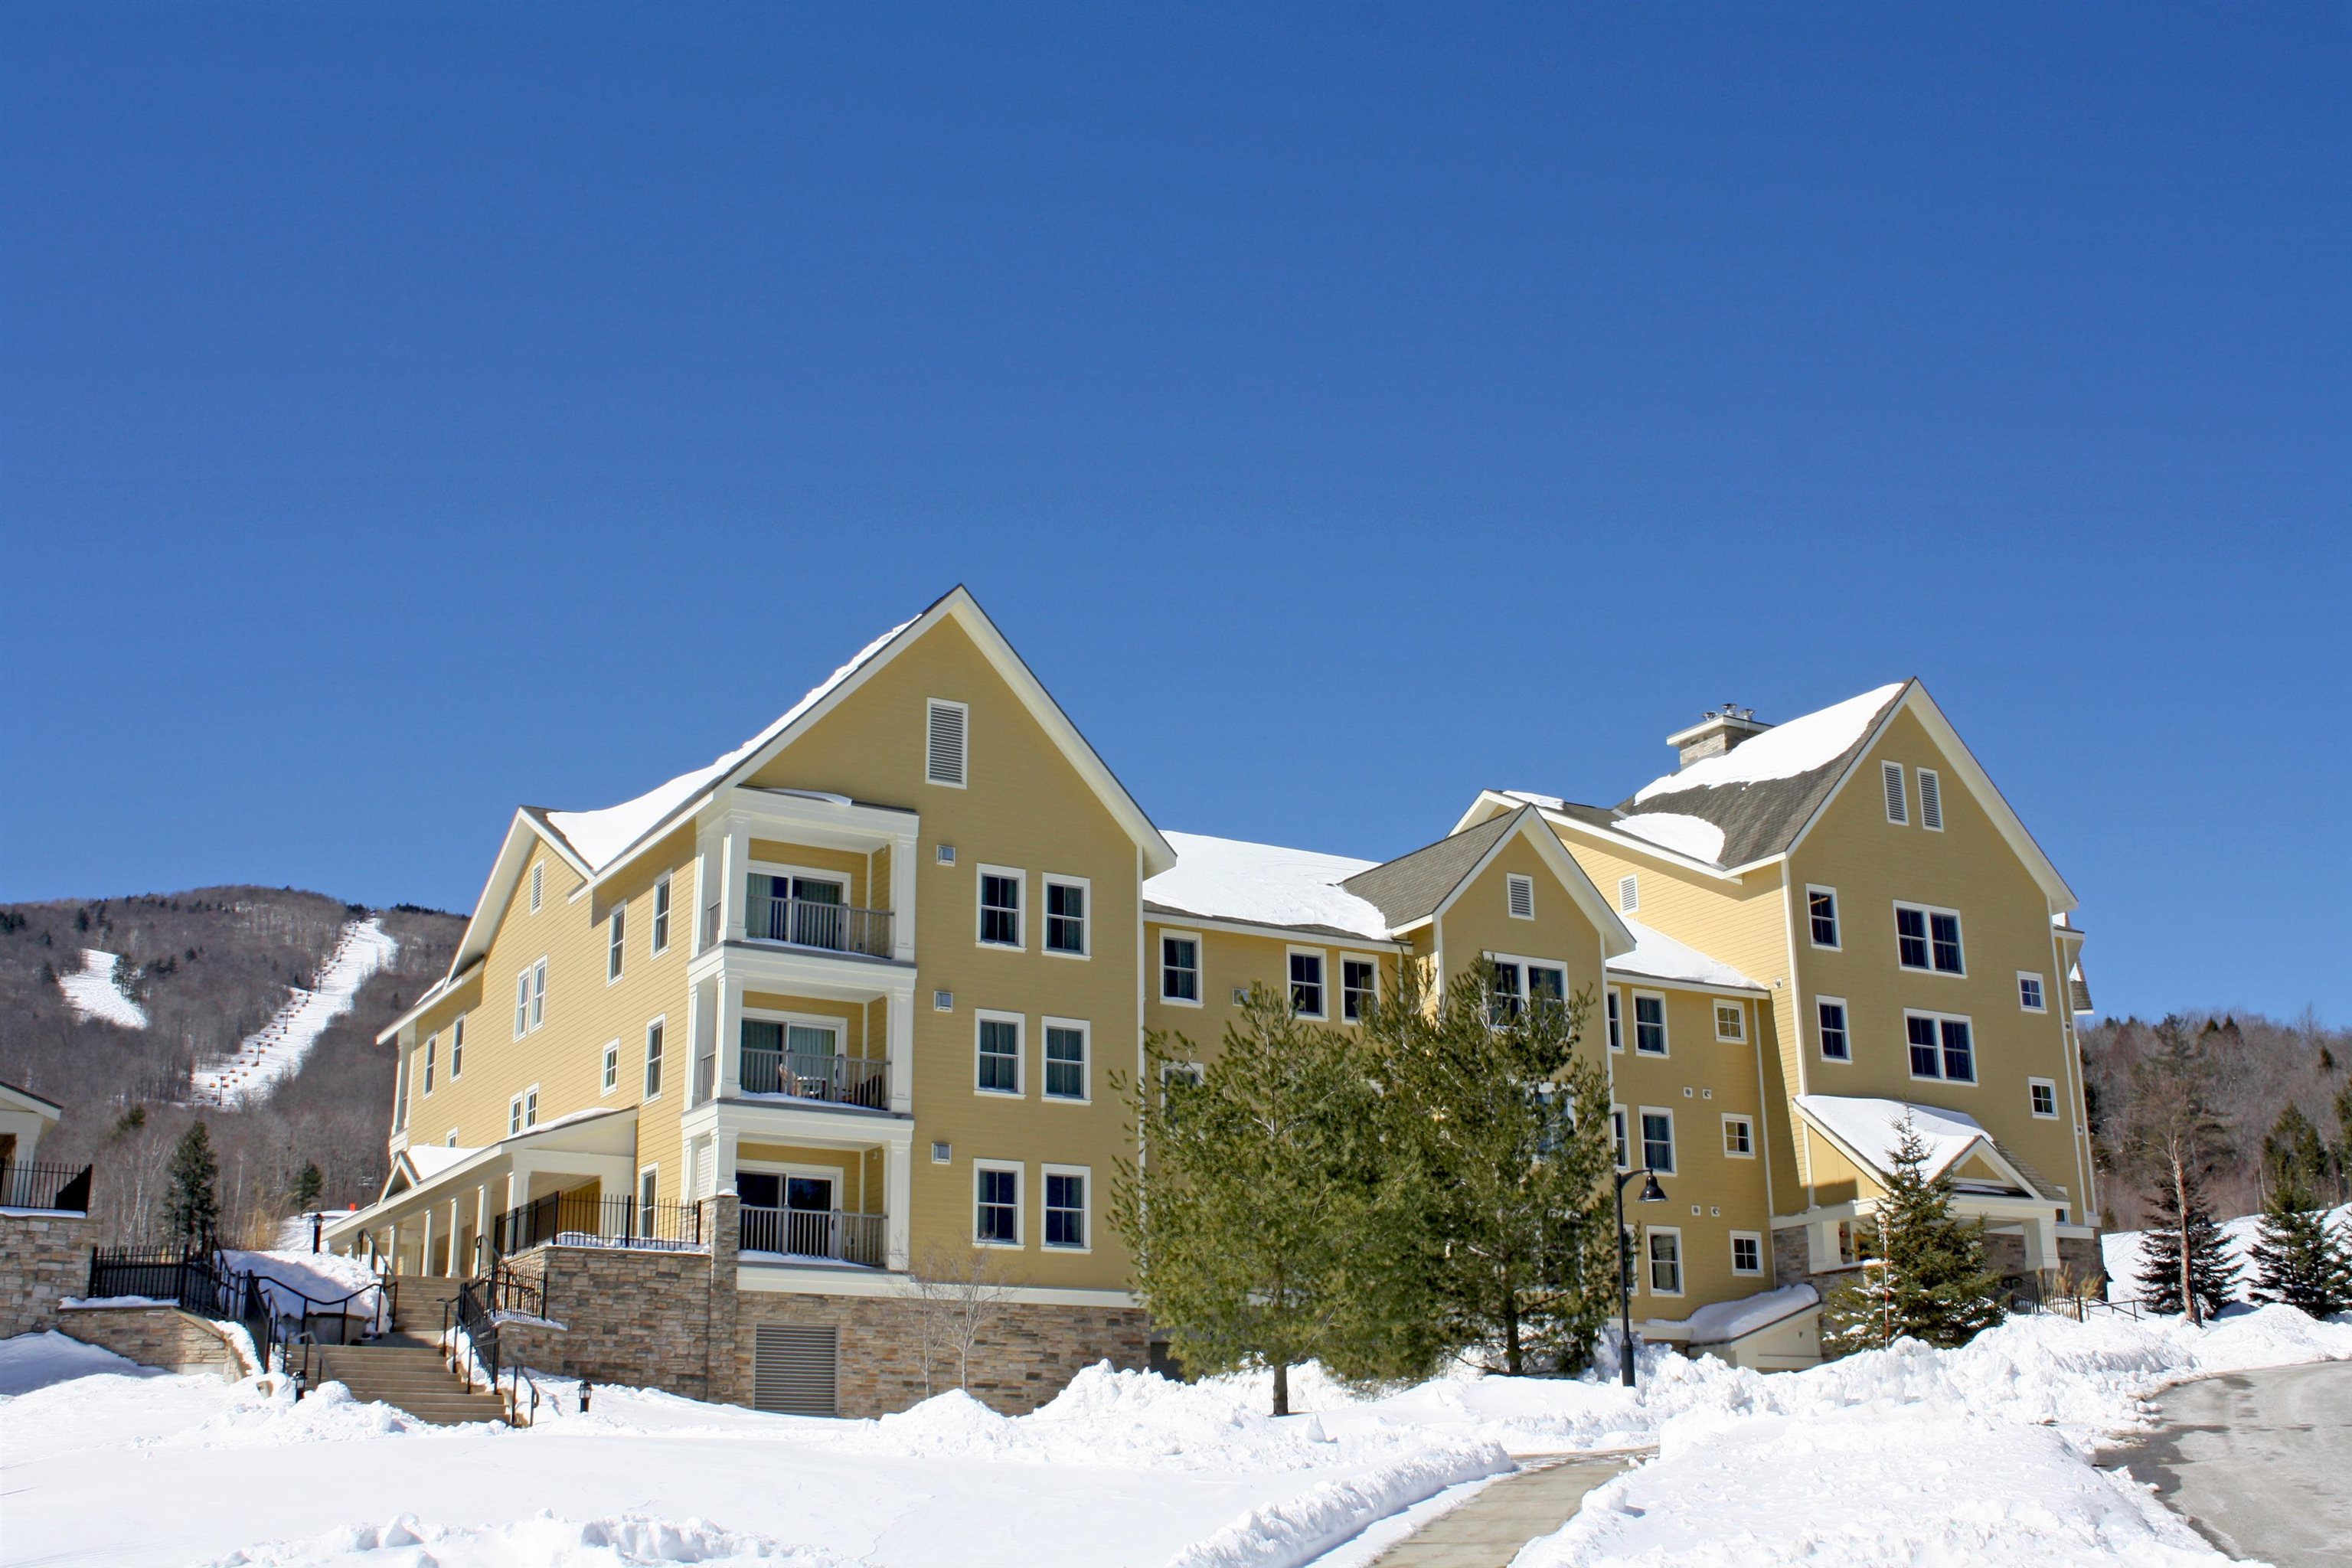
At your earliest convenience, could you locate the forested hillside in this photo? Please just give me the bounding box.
[2081,1010,2351,1230]
[0,888,462,1245]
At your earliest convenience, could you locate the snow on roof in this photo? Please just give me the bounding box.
[544,617,916,871]
[403,1145,481,1181]
[1609,811,1727,864]
[1794,1095,1988,1182]
[1145,831,1392,939]
[1671,1284,1820,1345]
[1608,918,1762,991]
[1501,789,1566,811]
[1632,683,1906,805]
[57,949,149,1030]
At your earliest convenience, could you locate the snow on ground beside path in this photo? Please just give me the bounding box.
[2103,1203,2352,1304]
[205,1514,849,1568]
[56,946,148,1027]
[0,1328,156,1395]
[190,916,399,1106]
[224,1247,384,1309]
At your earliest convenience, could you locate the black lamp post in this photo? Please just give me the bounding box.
[1615,1165,1669,1387]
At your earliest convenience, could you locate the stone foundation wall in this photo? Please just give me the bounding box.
[498,1241,718,1398]
[730,1289,1148,1417]
[57,1303,253,1379]
[2057,1235,2102,1285]
[0,1210,92,1338]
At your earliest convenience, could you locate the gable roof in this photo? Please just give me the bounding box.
[1344,805,1636,956]
[1473,681,2076,909]
[1792,1094,2053,1200]
[431,587,1177,989]
[0,1079,64,1121]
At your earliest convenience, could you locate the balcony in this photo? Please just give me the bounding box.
[738,1204,886,1266]
[2,1158,93,1214]
[740,1044,890,1110]
[704,894,894,959]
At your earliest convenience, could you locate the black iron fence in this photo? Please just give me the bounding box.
[737,1204,886,1266]
[87,1243,394,1378]
[2,1159,93,1213]
[491,1192,705,1256]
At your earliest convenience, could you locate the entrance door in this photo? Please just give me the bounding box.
[786,1174,835,1259]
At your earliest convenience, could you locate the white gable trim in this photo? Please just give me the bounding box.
[438,812,592,997]
[1791,1099,2043,1197]
[1418,808,1636,959]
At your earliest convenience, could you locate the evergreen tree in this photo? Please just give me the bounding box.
[2122,1015,2236,1325]
[1370,961,1618,1376]
[2262,1105,2330,1199]
[2135,1166,2238,1319]
[1111,988,1417,1415]
[2246,1173,2352,1318]
[291,1161,324,1212]
[1824,1115,2007,1351]
[165,1121,220,1250]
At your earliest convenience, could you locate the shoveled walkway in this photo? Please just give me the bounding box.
[1371,1455,1637,1567]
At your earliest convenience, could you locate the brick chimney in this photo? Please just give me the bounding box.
[1666,703,1772,769]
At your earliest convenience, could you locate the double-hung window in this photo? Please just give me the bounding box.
[514,969,532,1037]
[1906,1012,1975,1082]
[1648,1230,1683,1295]
[1341,959,1378,1022]
[1817,998,1851,1061]
[975,1165,1019,1245]
[1488,960,1526,1022]
[1633,994,1668,1055]
[608,904,626,982]
[1808,887,1840,948]
[1044,1170,1086,1250]
[1527,964,1565,1011]
[1895,904,1966,974]
[1641,1109,1676,1173]
[1161,935,1200,1002]
[976,1014,1022,1095]
[1044,877,1088,956]
[643,1019,665,1098]
[514,959,547,1037]
[423,1035,436,1094]
[1289,952,1325,1018]
[1611,1106,1629,1169]
[602,1040,619,1093]
[1044,1022,1087,1101]
[978,871,1023,948]
[651,874,671,955]
[1606,991,1623,1051]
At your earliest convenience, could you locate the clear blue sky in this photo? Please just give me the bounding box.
[3,4,2346,1024]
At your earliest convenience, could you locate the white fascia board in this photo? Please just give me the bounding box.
[372,958,485,1045]
[1432,809,1638,957]
[445,812,591,982]
[1144,909,1406,949]
[1602,965,1769,998]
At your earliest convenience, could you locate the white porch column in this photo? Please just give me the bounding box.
[887,986,914,1114]
[389,1218,406,1276]
[885,1135,913,1272]
[715,1129,739,1197]
[476,1183,492,1271]
[1805,1220,1840,1274]
[447,1196,462,1274]
[721,815,751,943]
[890,828,918,962]
[2020,1214,2060,1274]
[717,975,744,1100]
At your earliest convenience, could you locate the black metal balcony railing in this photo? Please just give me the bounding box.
[737,1204,886,1266]
[739,1047,890,1109]
[490,1192,705,1256]
[2,1159,93,1213]
[744,893,893,959]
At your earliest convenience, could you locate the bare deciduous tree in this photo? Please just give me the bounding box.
[903,1242,1016,1397]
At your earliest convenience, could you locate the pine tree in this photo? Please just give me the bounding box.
[2122,1015,2236,1325]
[1111,988,1418,1415]
[1824,1115,2007,1351]
[1371,961,1619,1376]
[2136,1166,2238,1320]
[165,1120,220,1250]
[291,1161,324,1212]
[2246,1173,2352,1317]
[2262,1105,2330,1200]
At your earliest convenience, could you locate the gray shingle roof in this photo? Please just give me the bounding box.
[1340,808,1525,929]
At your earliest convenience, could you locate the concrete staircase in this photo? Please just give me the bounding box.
[384,1274,466,1337]
[309,1341,509,1426]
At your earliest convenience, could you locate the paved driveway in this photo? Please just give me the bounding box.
[2112,1360,2352,1567]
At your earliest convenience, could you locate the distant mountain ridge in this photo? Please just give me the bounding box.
[0,887,463,1242]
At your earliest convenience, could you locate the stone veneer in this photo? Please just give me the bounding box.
[56,1302,254,1379]
[1773,1222,2108,1311]
[0,1209,93,1338]
[491,1194,1147,1416]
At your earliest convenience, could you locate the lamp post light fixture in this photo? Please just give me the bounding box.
[1615,1165,1669,1387]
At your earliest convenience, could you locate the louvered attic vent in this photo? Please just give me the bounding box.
[1882,762,1908,825]
[1618,875,1639,914]
[926,699,968,786]
[1508,874,1534,920]
[1918,768,1943,831]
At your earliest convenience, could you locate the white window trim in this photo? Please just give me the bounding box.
[1882,761,1909,825]
[926,697,971,789]
[1158,929,1204,1007]
[1338,952,1381,1024]
[422,1033,437,1096]
[1040,1016,1091,1104]
[972,1158,1024,1247]
[975,864,1026,951]
[449,1016,465,1081]
[1606,989,1623,1053]
[973,1009,1024,1098]
[1722,1112,1756,1158]
[643,1014,668,1102]
[607,902,627,985]
[1040,1162,1092,1253]
[1285,946,1328,1020]
[1611,1103,1630,1171]
[601,1039,621,1096]
[1917,766,1945,832]
[1506,873,1535,920]
[1041,874,1091,959]
[651,874,673,956]
[2017,971,2048,1013]
[1730,1230,1766,1276]
[509,1083,541,1135]
[1713,1001,1746,1043]
[1815,995,1852,1063]
[1903,1008,1978,1085]
[446,1129,459,1148]
[1805,884,1841,951]
[1638,1105,1677,1174]
[1646,1224,1686,1297]
[513,969,532,1040]
[1631,989,1670,1057]
[1893,901,1967,976]
[2028,1076,2060,1119]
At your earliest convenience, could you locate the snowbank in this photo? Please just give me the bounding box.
[0,1329,155,1395]
[1167,1443,1510,1568]
[203,1512,848,1568]
[2102,1204,2352,1304]
[57,947,149,1027]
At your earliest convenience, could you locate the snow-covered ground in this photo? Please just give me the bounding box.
[3,1303,2346,1568]
[2103,1202,2352,1304]
[56,947,149,1028]
[189,917,400,1106]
